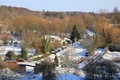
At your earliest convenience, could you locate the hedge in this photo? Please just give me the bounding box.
[109,44,120,52]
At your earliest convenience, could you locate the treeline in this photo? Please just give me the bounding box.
[0,6,84,23]
[0,6,95,36]
[10,15,88,35]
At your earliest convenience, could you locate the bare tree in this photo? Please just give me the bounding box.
[60,54,73,73]
[81,35,98,56]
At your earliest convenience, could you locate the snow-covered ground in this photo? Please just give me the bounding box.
[86,29,95,36]
[56,43,86,58]
[94,48,104,54]
[21,34,120,80]
[16,43,86,80]
[103,51,120,60]
[1,34,119,80]
[0,44,36,56]
[19,66,84,80]
[17,66,42,80]
[102,51,120,79]
[56,74,84,80]
[0,45,21,55]
[18,72,42,80]
[18,62,35,67]
[19,73,84,80]
[0,68,21,80]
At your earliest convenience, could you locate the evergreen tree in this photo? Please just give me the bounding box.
[41,37,50,54]
[70,25,80,43]
[21,47,28,60]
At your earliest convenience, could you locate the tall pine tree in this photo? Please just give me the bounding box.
[70,25,80,43]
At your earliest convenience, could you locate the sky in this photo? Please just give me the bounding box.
[0,0,120,12]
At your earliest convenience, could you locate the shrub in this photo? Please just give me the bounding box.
[17,58,25,62]
[109,44,120,52]
[6,51,16,60]
[83,60,119,80]
[21,47,28,60]
[41,37,50,54]
[35,48,42,55]
[0,57,5,69]
[35,60,56,80]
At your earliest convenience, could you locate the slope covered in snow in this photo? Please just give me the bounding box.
[56,74,84,80]
[86,29,95,36]
[103,52,120,60]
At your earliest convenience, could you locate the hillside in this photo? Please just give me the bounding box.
[0,6,42,21]
[0,6,91,23]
